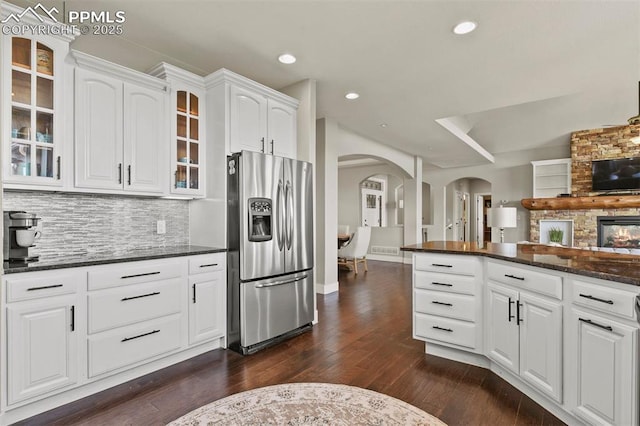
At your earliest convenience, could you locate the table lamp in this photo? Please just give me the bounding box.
[490,205,517,243]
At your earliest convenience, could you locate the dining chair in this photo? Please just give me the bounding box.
[337,226,372,274]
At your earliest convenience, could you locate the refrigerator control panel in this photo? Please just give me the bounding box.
[248,197,272,242]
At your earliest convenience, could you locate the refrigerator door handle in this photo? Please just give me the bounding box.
[277,180,285,251]
[255,274,309,288]
[285,181,293,250]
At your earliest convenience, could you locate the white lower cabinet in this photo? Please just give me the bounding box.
[3,269,84,406]
[187,253,226,345]
[7,294,79,405]
[412,253,483,352]
[1,253,226,424]
[568,308,637,426]
[565,274,640,426]
[486,282,563,403]
[188,271,225,345]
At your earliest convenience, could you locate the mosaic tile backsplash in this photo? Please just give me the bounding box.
[3,192,189,258]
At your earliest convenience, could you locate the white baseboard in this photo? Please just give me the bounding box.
[315,281,339,294]
[366,254,404,263]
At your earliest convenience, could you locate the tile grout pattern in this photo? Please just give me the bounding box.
[3,191,190,258]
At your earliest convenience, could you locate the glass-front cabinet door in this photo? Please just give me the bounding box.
[2,30,72,188]
[148,62,206,197]
[172,89,204,196]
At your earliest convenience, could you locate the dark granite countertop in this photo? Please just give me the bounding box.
[402,241,640,287]
[2,245,226,274]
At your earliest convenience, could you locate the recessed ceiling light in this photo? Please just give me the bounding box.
[453,21,477,35]
[345,92,360,100]
[380,123,388,128]
[278,53,296,64]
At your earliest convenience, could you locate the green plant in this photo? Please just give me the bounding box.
[548,227,564,244]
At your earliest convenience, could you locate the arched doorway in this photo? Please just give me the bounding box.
[445,177,492,244]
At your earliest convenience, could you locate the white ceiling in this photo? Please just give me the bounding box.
[14,0,640,169]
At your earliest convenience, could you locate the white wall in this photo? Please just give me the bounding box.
[424,145,569,243]
[316,118,339,294]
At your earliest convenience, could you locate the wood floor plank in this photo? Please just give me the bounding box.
[17,261,565,426]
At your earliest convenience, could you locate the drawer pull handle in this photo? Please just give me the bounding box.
[505,274,525,281]
[431,263,453,268]
[121,329,160,343]
[432,326,453,332]
[121,271,161,279]
[27,284,63,291]
[432,301,453,307]
[579,293,614,305]
[431,282,453,287]
[200,263,218,268]
[579,318,613,332]
[121,291,160,302]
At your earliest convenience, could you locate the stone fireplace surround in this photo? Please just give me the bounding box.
[529,124,640,247]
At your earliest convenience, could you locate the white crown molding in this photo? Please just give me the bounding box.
[1,1,78,42]
[147,62,205,90]
[71,50,167,91]
[205,68,299,108]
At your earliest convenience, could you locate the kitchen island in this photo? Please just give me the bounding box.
[402,241,640,426]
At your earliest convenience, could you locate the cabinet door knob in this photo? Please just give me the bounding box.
[56,156,61,180]
[261,137,265,153]
[270,139,274,154]
[127,165,132,185]
[118,163,122,184]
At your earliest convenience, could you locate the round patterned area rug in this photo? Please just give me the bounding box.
[168,382,446,425]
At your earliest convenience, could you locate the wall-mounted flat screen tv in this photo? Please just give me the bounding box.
[592,157,640,191]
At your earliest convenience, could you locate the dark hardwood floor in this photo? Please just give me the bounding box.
[20,261,565,426]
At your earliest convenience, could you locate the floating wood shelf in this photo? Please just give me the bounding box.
[521,195,640,211]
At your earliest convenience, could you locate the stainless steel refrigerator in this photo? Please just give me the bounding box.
[227,150,314,354]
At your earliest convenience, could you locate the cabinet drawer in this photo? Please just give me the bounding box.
[88,278,182,333]
[188,253,225,275]
[415,289,476,322]
[487,261,562,300]
[88,314,182,378]
[571,279,637,320]
[414,313,478,349]
[414,270,477,296]
[88,258,185,290]
[5,270,83,302]
[414,253,480,276]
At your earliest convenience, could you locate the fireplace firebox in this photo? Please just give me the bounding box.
[597,216,640,248]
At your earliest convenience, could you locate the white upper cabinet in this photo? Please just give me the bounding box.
[73,51,167,195]
[1,3,77,190]
[267,98,297,158]
[149,63,206,197]
[207,68,299,159]
[75,68,123,191]
[230,85,268,154]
